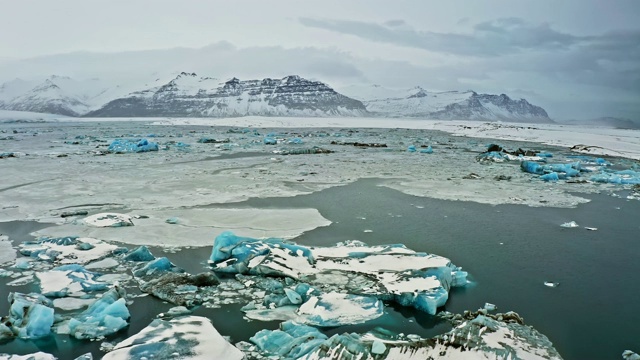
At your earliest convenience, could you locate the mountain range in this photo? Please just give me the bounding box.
[0,72,551,122]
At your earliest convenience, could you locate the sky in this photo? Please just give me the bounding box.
[0,0,638,120]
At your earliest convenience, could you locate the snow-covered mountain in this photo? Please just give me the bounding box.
[0,75,161,116]
[340,85,551,122]
[0,74,552,121]
[87,73,367,117]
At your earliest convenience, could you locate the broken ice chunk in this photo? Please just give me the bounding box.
[623,350,640,360]
[84,213,134,227]
[209,232,467,315]
[67,286,130,340]
[37,264,108,297]
[544,282,560,288]
[297,292,384,327]
[122,245,155,262]
[560,221,579,228]
[0,352,57,360]
[102,316,243,360]
[484,302,497,311]
[2,292,55,340]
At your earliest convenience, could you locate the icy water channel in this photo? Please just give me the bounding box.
[1,178,639,359]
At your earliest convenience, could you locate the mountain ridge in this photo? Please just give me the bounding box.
[0,73,552,122]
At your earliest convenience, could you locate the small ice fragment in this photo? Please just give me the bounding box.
[484,303,497,311]
[363,230,373,233]
[585,227,598,231]
[560,221,579,228]
[371,340,386,354]
[544,281,559,288]
[622,350,640,360]
[165,217,180,224]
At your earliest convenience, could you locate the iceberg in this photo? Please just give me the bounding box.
[102,316,244,360]
[122,245,155,262]
[67,286,130,340]
[108,138,158,153]
[209,232,467,315]
[1,292,54,340]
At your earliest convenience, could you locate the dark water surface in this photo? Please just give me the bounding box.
[1,179,639,359]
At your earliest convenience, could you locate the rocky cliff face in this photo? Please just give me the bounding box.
[86,73,367,117]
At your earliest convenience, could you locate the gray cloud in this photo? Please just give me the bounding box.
[299,17,587,57]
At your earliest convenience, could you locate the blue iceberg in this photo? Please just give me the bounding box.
[68,286,130,339]
[2,292,55,339]
[209,232,467,315]
[108,138,159,153]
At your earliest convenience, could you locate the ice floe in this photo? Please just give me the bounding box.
[102,316,244,360]
[210,232,467,315]
[35,208,331,247]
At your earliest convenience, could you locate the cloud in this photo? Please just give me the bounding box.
[299,17,587,57]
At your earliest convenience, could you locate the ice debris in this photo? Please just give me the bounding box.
[0,293,54,340]
[84,213,134,227]
[67,286,130,340]
[0,353,57,360]
[123,245,155,262]
[37,264,108,297]
[102,316,244,360]
[209,232,468,315]
[544,282,560,288]
[108,138,158,153]
[244,292,384,327]
[19,236,119,265]
[248,309,562,360]
[560,221,579,228]
[623,350,640,360]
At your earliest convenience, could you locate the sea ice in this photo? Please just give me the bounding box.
[0,235,16,265]
[84,213,134,227]
[102,316,244,360]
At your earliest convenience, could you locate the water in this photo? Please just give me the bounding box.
[1,179,639,359]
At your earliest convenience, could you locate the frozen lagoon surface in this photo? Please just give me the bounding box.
[0,118,639,359]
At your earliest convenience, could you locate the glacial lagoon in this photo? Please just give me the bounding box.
[0,120,639,359]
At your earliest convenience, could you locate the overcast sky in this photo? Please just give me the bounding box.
[0,0,638,120]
